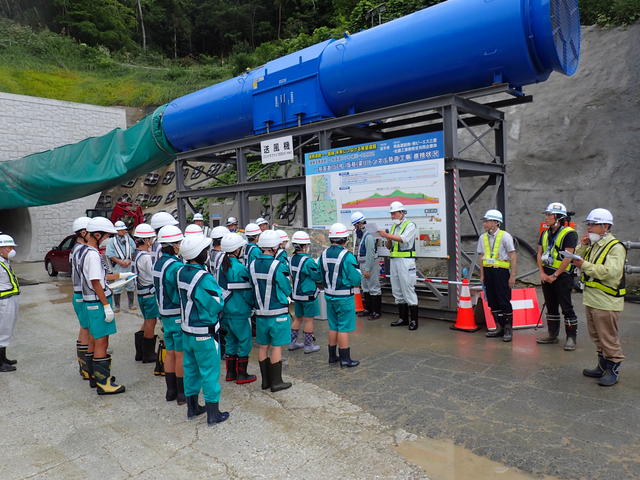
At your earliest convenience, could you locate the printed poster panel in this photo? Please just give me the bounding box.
[305,133,447,258]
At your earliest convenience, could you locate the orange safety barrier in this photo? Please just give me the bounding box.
[481,288,542,330]
[450,279,480,332]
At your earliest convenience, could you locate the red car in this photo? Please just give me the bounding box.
[44,234,76,276]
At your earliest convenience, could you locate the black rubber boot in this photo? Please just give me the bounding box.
[269,360,292,392]
[583,353,607,378]
[206,402,230,425]
[408,305,419,331]
[225,355,238,382]
[142,336,157,363]
[328,345,339,364]
[536,316,560,344]
[339,347,360,368]
[186,395,206,419]
[390,304,409,327]
[598,359,621,387]
[564,323,577,351]
[358,293,370,317]
[127,291,137,311]
[259,358,271,390]
[134,330,144,361]
[94,356,125,395]
[77,342,89,379]
[0,347,16,372]
[176,376,187,405]
[486,311,504,337]
[368,295,382,320]
[502,313,513,342]
[154,340,165,376]
[165,372,178,401]
[86,352,97,388]
[236,357,257,384]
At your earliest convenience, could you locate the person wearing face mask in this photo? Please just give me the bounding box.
[377,201,419,330]
[226,216,239,233]
[536,203,579,350]
[131,224,160,365]
[207,225,231,280]
[351,212,382,320]
[572,208,627,387]
[70,217,92,380]
[81,217,133,394]
[0,234,20,372]
[106,221,137,313]
[478,209,517,342]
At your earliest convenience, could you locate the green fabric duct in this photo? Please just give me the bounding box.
[0,105,176,210]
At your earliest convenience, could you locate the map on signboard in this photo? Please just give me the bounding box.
[311,173,337,225]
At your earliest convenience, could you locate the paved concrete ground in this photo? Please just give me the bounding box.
[3,263,639,480]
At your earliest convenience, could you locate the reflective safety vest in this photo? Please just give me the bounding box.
[0,260,20,298]
[208,249,225,281]
[70,242,88,293]
[177,264,222,336]
[249,257,289,316]
[132,250,155,296]
[321,248,352,296]
[243,243,260,267]
[290,254,319,301]
[541,226,576,272]
[217,257,252,303]
[78,247,112,302]
[581,240,627,297]
[153,254,182,316]
[482,230,511,269]
[390,220,416,258]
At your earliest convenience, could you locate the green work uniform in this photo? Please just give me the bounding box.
[319,245,362,332]
[153,253,184,352]
[219,256,255,357]
[290,252,322,318]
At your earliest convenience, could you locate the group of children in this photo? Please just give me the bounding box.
[69,211,363,426]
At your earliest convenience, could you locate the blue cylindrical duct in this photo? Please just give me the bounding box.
[162,0,580,152]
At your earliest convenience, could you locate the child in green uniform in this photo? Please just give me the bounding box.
[248,230,292,392]
[275,229,290,276]
[177,235,229,425]
[319,223,362,368]
[288,231,322,354]
[243,223,262,266]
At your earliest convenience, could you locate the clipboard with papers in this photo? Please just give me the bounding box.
[559,250,582,261]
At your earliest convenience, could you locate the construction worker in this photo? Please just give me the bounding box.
[377,201,419,330]
[478,209,517,342]
[218,233,257,384]
[256,217,270,231]
[275,229,290,276]
[319,223,362,367]
[243,223,262,266]
[0,234,20,372]
[536,202,579,350]
[573,208,626,386]
[81,217,132,394]
[226,216,239,233]
[248,229,292,392]
[70,216,92,380]
[184,224,204,237]
[106,221,137,313]
[149,211,179,262]
[177,234,229,425]
[208,225,230,279]
[351,211,382,320]
[132,223,160,364]
[153,224,187,404]
[192,212,211,237]
[288,231,322,354]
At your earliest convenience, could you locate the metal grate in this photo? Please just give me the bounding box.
[550,0,580,75]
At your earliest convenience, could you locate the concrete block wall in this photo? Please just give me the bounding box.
[0,92,127,261]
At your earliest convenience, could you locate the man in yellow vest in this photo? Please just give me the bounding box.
[572,208,626,387]
[536,202,579,350]
[0,234,20,372]
[478,209,517,342]
[377,201,419,331]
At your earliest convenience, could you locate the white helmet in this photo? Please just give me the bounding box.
[276,229,289,243]
[258,229,281,249]
[193,213,204,221]
[157,225,184,244]
[0,234,17,247]
[221,233,247,253]
[389,201,406,213]
[184,224,204,236]
[245,223,261,237]
[350,211,366,225]
[150,211,178,230]
[328,223,350,238]
[255,217,268,226]
[87,216,117,234]
[114,220,127,230]
[585,208,613,225]
[543,202,567,216]
[180,235,212,260]
[482,209,503,223]
[210,225,230,239]
[291,231,311,245]
[133,223,156,239]
[72,216,92,233]
[226,216,238,226]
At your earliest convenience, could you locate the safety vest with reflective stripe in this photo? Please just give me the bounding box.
[390,220,416,258]
[290,253,320,301]
[218,256,254,318]
[0,259,19,298]
[482,230,511,269]
[70,242,88,293]
[177,263,223,336]
[581,240,627,297]
[320,246,359,297]
[243,243,260,267]
[132,250,155,295]
[275,249,290,275]
[79,247,112,302]
[249,256,289,316]
[208,249,224,281]
[541,226,576,271]
[153,254,183,316]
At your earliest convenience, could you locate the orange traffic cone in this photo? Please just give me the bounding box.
[450,279,480,332]
[353,288,365,313]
